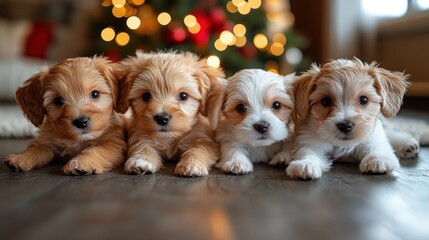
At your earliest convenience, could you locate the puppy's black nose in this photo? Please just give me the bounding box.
[337,120,354,133]
[73,116,90,129]
[253,120,270,134]
[154,113,171,126]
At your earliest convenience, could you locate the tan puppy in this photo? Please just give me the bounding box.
[206,69,295,174]
[117,51,224,177]
[4,57,127,175]
[286,58,409,180]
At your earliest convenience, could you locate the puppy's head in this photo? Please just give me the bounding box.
[206,69,294,147]
[117,50,224,139]
[16,56,119,141]
[294,58,409,146]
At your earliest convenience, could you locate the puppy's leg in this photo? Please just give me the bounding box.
[270,140,294,167]
[384,121,419,159]
[63,132,126,175]
[286,142,332,180]
[4,139,54,172]
[124,141,162,175]
[217,142,253,174]
[175,141,218,177]
[359,121,399,174]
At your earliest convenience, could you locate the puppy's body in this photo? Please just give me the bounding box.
[286,59,409,180]
[118,51,223,177]
[206,69,294,174]
[4,57,126,175]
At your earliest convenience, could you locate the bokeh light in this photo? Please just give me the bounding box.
[215,39,227,51]
[226,1,238,13]
[112,0,125,8]
[112,6,126,18]
[126,16,141,30]
[220,30,235,46]
[184,15,197,28]
[101,27,115,42]
[207,55,221,68]
[116,32,130,46]
[273,33,287,45]
[253,34,268,49]
[270,42,284,56]
[157,12,171,25]
[233,24,246,37]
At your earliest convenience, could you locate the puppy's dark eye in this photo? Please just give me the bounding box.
[359,96,368,105]
[272,101,281,110]
[91,90,100,99]
[53,97,64,106]
[178,92,188,101]
[321,97,332,107]
[142,92,152,102]
[236,104,247,113]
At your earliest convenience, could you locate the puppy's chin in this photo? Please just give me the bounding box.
[235,128,288,147]
[75,131,103,141]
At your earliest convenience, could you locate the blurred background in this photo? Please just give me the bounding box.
[0,0,428,103]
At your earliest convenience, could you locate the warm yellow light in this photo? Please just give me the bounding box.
[112,0,126,8]
[116,32,130,46]
[126,16,141,30]
[273,33,287,45]
[188,22,201,34]
[207,55,221,68]
[157,12,171,25]
[226,1,238,13]
[101,27,115,42]
[233,24,246,37]
[131,0,145,5]
[265,60,279,73]
[232,0,244,7]
[214,39,227,51]
[249,0,262,9]
[270,42,284,56]
[184,15,197,28]
[101,0,112,7]
[220,30,235,45]
[235,35,247,47]
[112,6,126,18]
[253,34,268,49]
[237,2,251,15]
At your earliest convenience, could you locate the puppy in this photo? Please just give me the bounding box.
[286,58,409,180]
[117,51,224,177]
[206,69,295,174]
[4,57,127,175]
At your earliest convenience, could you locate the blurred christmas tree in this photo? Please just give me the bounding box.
[90,0,309,75]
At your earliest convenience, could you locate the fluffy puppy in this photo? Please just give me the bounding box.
[117,51,224,177]
[4,57,127,175]
[286,58,409,180]
[206,69,294,174]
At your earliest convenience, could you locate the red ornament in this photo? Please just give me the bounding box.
[240,44,258,58]
[209,7,227,30]
[166,23,187,43]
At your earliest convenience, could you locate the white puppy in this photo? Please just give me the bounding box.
[286,58,409,180]
[205,69,294,174]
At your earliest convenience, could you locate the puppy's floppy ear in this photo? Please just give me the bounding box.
[205,78,228,129]
[370,65,410,118]
[293,72,317,120]
[16,70,49,127]
[93,57,121,112]
[190,53,225,115]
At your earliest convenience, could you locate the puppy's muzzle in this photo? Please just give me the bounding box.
[154,112,171,126]
[73,116,90,129]
[253,120,270,134]
[337,120,354,133]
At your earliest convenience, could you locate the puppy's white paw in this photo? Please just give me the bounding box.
[359,155,399,174]
[394,139,420,159]
[219,157,253,175]
[286,160,322,180]
[175,161,209,177]
[269,151,292,167]
[124,158,158,175]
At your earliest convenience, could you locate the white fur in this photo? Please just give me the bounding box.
[215,69,294,174]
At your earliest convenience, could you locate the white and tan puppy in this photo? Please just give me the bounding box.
[206,69,294,174]
[286,58,409,180]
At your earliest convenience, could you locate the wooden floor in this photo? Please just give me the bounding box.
[1,119,428,240]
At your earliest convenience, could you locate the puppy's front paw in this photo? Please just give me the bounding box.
[175,160,209,177]
[219,157,253,175]
[286,160,322,180]
[394,139,420,159]
[124,158,159,175]
[63,158,99,176]
[360,155,399,174]
[4,154,32,172]
[269,151,292,167]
